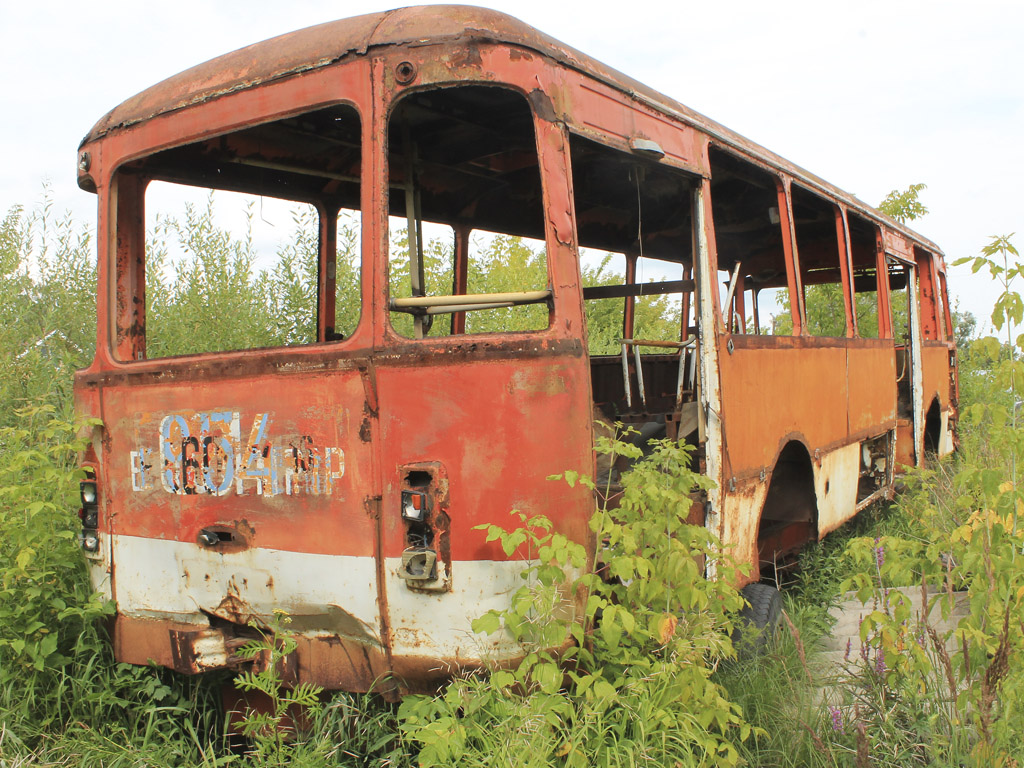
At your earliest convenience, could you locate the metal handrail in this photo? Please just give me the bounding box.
[620,336,696,410]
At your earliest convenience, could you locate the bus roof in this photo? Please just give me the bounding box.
[80,4,941,256]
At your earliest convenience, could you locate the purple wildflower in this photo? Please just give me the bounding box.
[860,642,869,663]
[875,541,885,570]
[875,651,886,675]
[844,638,852,661]
[829,706,844,734]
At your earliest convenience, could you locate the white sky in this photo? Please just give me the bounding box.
[3,0,1022,334]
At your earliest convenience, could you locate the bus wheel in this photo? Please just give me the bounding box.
[732,583,782,656]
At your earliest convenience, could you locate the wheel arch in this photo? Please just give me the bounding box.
[754,438,819,576]
[924,396,942,455]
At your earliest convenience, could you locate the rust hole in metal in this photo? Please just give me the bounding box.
[405,470,431,488]
[395,61,417,85]
[196,520,255,553]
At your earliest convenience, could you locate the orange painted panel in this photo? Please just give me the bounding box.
[921,342,951,409]
[847,344,897,435]
[718,339,848,475]
[568,80,705,173]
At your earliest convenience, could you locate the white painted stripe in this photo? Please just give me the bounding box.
[109,535,567,662]
[384,557,558,660]
[111,535,381,641]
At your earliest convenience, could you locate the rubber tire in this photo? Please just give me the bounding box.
[732,583,782,657]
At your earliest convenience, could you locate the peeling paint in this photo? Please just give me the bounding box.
[130,410,345,497]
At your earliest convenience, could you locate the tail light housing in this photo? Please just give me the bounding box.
[79,474,100,554]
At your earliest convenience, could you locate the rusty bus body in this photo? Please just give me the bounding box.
[73,6,957,694]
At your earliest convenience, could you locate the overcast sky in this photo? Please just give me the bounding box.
[3,0,1021,332]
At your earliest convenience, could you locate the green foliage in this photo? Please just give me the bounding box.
[233,611,325,766]
[0,195,96,419]
[816,233,1024,765]
[149,199,314,357]
[399,434,755,767]
[0,405,107,712]
[953,235,1023,477]
[878,183,929,224]
[0,404,226,764]
[3,187,1019,767]
[388,230,681,352]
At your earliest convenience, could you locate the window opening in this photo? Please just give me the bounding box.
[569,132,696,451]
[847,212,883,338]
[126,103,363,359]
[791,185,848,337]
[579,249,629,355]
[386,86,551,339]
[709,147,791,335]
[887,257,911,344]
[634,256,684,343]
[887,254,914,419]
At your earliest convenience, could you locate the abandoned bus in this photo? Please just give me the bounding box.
[73,6,957,695]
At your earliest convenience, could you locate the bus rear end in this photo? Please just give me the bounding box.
[73,9,596,694]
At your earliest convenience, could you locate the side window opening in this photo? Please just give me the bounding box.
[119,103,363,360]
[333,210,363,340]
[386,86,551,339]
[847,212,883,339]
[791,185,848,337]
[887,257,912,344]
[888,253,914,419]
[708,147,791,336]
[633,256,684,343]
[569,132,696,452]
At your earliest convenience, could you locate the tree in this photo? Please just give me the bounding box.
[878,183,929,223]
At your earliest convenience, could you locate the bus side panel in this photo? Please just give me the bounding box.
[716,339,846,577]
[717,340,848,474]
[96,365,387,690]
[847,343,898,436]
[717,338,895,576]
[374,349,594,692]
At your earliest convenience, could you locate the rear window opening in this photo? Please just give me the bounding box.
[385,86,552,339]
[115,102,364,360]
